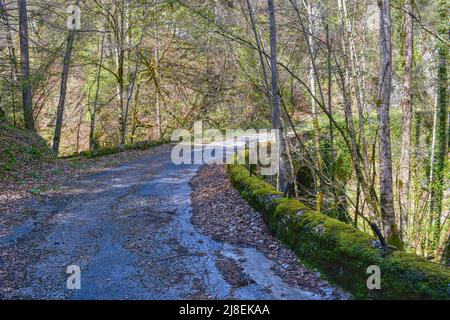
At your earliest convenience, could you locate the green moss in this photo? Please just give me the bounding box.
[381,251,450,299]
[228,164,450,300]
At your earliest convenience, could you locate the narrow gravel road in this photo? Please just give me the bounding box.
[0,148,343,300]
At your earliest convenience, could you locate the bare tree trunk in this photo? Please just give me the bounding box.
[154,0,162,139]
[121,0,132,145]
[122,11,146,145]
[326,24,338,207]
[427,97,438,256]
[337,0,370,180]
[53,1,79,154]
[1,0,19,125]
[215,0,223,24]
[248,0,296,195]
[246,0,272,109]
[0,98,5,121]
[399,0,413,242]
[355,181,361,227]
[441,231,450,266]
[335,0,380,224]
[76,104,84,153]
[429,0,448,257]
[122,66,138,145]
[281,117,298,197]
[18,0,35,130]
[267,0,287,191]
[90,28,106,150]
[111,0,126,144]
[305,0,323,213]
[130,83,140,143]
[377,0,401,247]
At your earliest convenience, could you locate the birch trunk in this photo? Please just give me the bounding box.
[305,0,323,213]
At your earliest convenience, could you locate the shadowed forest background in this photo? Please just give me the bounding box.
[0,0,448,266]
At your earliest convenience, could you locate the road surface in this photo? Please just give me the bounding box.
[0,146,343,299]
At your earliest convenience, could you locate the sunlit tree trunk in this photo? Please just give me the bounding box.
[111,0,125,144]
[246,0,272,108]
[0,0,19,125]
[326,24,338,208]
[123,6,146,145]
[130,83,140,143]
[335,0,380,224]
[90,28,106,150]
[377,0,402,248]
[267,0,287,191]
[53,1,80,154]
[305,0,323,213]
[399,0,413,242]
[18,0,35,130]
[121,0,132,145]
[339,0,370,175]
[429,0,448,258]
[154,0,162,139]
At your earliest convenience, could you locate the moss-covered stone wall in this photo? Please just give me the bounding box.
[228,164,450,299]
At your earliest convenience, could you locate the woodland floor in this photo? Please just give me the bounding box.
[0,145,347,299]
